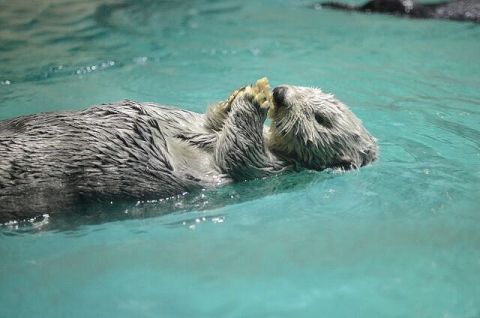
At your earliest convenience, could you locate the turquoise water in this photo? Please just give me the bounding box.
[1,0,480,317]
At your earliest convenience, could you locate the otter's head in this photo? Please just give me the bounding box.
[268,85,378,170]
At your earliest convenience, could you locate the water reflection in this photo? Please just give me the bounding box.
[0,169,337,234]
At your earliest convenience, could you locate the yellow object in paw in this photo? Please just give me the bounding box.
[242,77,273,110]
[253,77,273,110]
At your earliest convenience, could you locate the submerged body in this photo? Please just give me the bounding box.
[0,79,377,222]
[0,101,223,221]
[315,0,480,22]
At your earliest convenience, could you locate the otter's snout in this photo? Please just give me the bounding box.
[273,86,288,107]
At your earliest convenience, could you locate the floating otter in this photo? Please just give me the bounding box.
[314,0,480,22]
[0,78,377,223]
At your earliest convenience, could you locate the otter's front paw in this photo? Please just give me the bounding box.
[239,77,273,112]
[223,87,247,113]
[206,78,272,132]
[208,86,247,120]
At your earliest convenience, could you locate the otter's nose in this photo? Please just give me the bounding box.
[273,86,288,107]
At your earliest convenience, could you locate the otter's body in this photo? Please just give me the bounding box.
[0,101,230,221]
[0,79,378,223]
[317,0,480,22]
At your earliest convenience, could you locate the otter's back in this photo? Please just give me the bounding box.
[0,101,192,222]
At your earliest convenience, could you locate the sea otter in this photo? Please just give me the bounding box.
[314,0,480,22]
[0,78,377,223]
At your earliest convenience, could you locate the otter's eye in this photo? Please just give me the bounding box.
[315,113,332,128]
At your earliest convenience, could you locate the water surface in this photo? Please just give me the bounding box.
[1,0,480,317]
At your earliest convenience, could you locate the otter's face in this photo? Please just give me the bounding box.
[268,85,378,170]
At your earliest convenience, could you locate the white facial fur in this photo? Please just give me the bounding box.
[268,85,378,170]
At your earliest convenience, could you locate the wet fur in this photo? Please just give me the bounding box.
[0,81,377,222]
[267,85,378,171]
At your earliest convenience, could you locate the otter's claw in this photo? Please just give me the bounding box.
[238,77,273,111]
